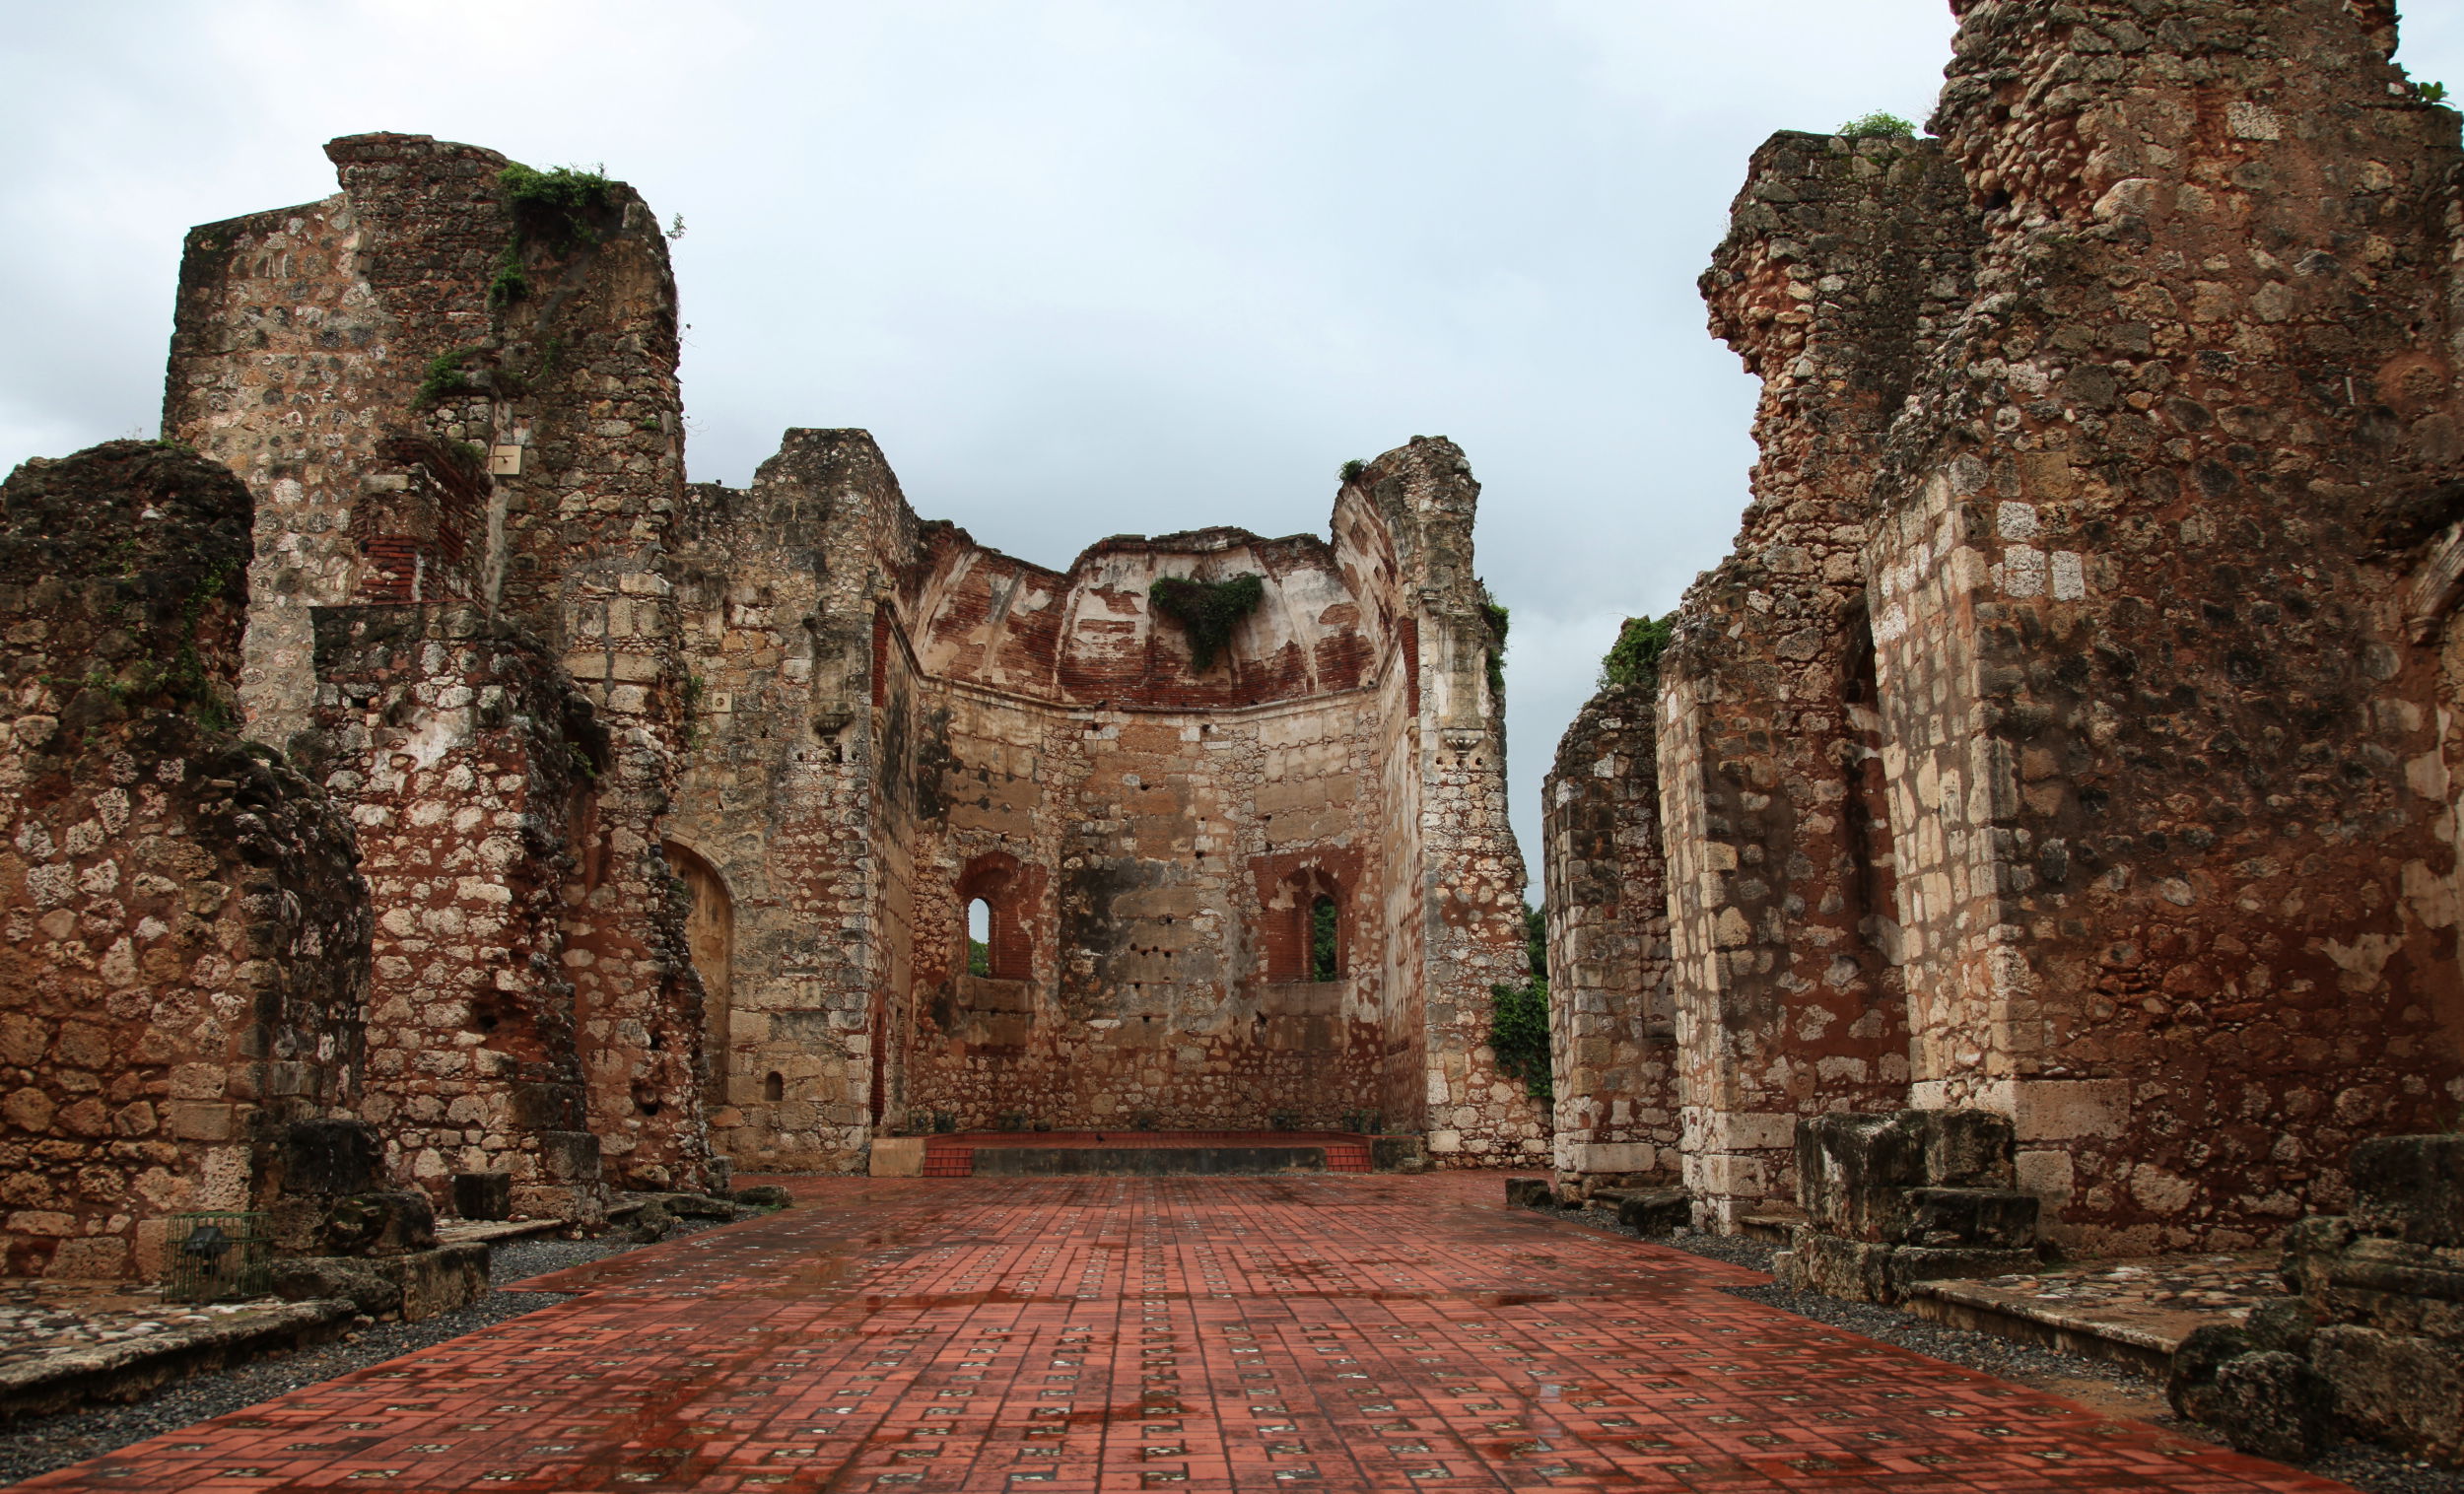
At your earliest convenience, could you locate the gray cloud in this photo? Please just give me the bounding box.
[6,1,2455,886]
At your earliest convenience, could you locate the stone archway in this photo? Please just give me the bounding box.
[665,842,734,1108]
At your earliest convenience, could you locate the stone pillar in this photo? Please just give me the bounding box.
[1663,131,1981,1227]
[1865,0,2464,1252]
[0,441,371,1280]
[1543,680,1677,1189]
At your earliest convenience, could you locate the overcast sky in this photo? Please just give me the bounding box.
[6,2,2459,893]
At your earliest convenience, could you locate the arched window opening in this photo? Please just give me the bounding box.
[952,852,1033,982]
[1266,869,1345,983]
[967,898,992,977]
[1310,895,1339,982]
[764,1071,785,1102]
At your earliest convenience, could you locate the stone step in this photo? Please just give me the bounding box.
[1900,1252,2283,1378]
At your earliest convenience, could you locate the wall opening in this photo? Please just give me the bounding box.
[764,1071,785,1102]
[1840,608,1901,965]
[954,852,1032,981]
[1266,869,1345,982]
[664,842,734,1107]
[966,898,992,977]
[1310,894,1339,981]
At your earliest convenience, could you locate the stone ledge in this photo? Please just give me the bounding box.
[1903,1252,2280,1378]
[0,1296,356,1422]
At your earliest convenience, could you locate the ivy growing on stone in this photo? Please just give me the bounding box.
[1599,613,1674,690]
[1149,573,1264,671]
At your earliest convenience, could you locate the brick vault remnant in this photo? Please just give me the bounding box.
[1548,0,2464,1266]
[667,433,1541,1169]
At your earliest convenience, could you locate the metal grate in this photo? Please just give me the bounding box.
[164,1211,269,1302]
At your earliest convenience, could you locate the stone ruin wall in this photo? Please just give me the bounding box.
[0,443,372,1279]
[162,133,712,1201]
[1655,128,1983,1228]
[3,120,1583,1270]
[1865,0,2464,1251]
[1541,682,1677,1185]
[1550,0,2464,1255]
[669,434,1546,1166]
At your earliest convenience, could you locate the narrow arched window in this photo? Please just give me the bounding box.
[1310,894,1339,981]
[966,897,992,977]
[764,1071,785,1102]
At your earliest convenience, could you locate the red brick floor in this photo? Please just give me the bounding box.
[20,1173,2351,1493]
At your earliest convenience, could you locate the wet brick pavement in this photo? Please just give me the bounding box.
[16,1173,2350,1492]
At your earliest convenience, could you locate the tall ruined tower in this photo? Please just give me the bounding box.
[1552,0,2464,1254]
[162,135,711,1206]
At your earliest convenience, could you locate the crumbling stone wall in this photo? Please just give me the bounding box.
[1553,0,2464,1255]
[1657,131,1982,1227]
[310,605,613,1218]
[0,442,370,1278]
[1856,0,2464,1251]
[167,134,711,1195]
[670,434,1543,1165]
[1541,682,1677,1185]
[668,432,917,1172]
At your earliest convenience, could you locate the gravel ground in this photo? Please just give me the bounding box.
[1608,1214,2464,1494]
[0,1221,720,1487]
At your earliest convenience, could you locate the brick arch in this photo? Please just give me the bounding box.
[957,850,1034,982]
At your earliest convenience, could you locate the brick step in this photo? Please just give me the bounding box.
[918,1131,1378,1177]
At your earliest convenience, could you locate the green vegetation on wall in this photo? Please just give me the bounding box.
[1599,613,1674,690]
[1489,903,1552,1102]
[1149,573,1265,671]
[1478,582,1509,703]
[1837,110,1917,139]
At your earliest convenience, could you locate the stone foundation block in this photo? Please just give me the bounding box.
[1609,1188,1691,1236]
[1903,1188,2039,1249]
[1371,1136,1426,1173]
[869,1138,925,1178]
[1779,1228,2037,1305]
[2350,1134,2464,1249]
[450,1172,512,1221]
[324,1191,437,1256]
[2312,1324,2464,1466]
[268,1242,488,1323]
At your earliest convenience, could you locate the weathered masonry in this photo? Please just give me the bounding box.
[666,434,1540,1170]
[1,130,1542,1280]
[1549,0,2464,1262]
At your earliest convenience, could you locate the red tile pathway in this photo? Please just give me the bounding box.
[19,1173,2352,1492]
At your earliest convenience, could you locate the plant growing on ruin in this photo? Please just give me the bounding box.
[1599,612,1674,690]
[498,163,615,248]
[2417,81,2450,105]
[1149,573,1265,671]
[1837,110,1917,139]
[1478,582,1509,702]
[1339,457,1368,483]
[416,349,481,407]
[1489,977,1552,1102]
